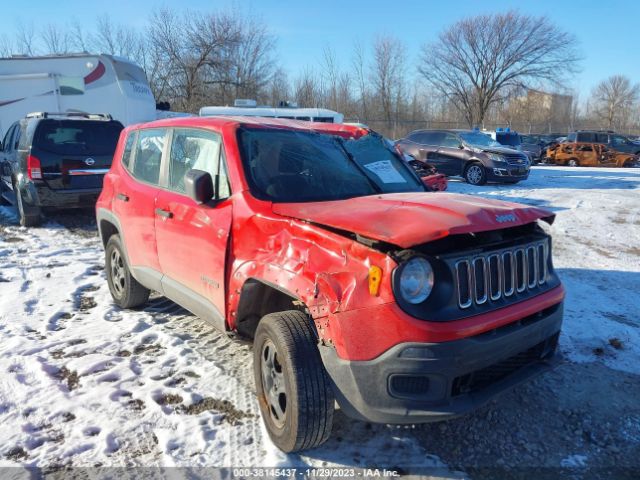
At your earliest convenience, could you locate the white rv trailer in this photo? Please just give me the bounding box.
[0,53,156,136]
[199,100,344,123]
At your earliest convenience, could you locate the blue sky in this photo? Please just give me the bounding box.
[5,0,640,99]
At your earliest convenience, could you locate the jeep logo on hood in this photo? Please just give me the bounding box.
[496,213,517,223]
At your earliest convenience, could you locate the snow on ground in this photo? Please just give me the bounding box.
[0,208,453,475]
[0,165,638,475]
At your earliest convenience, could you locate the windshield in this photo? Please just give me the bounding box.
[237,128,424,202]
[459,132,501,148]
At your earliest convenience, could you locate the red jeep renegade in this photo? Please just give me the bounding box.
[96,117,564,452]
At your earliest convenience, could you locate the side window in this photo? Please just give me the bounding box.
[59,76,85,95]
[595,133,609,144]
[567,133,577,142]
[612,135,628,146]
[121,132,136,169]
[13,123,21,150]
[441,133,461,148]
[168,128,230,199]
[412,132,440,145]
[2,125,15,152]
[577,132,595,143]
[2,123,18,152]
[132,129,165,185]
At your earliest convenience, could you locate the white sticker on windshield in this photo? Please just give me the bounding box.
[364,160,406,184]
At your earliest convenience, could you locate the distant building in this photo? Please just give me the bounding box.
[526,89,573,124]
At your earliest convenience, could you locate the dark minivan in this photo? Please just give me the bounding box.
[0,112,123,226]
[567,130,640,155]
[396,129,530,185]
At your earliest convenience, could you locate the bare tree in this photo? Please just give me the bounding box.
[321,45,340,111]
[370,35,407,134]
[590,75,640,130]
[148,8,243,111]
[419,11,580,127]
[268,67,291,105]
[94,14,145,60]
[41,24,70,54]
[69,18,89,52]
[294,68,321,107]
[0,35,14,57]
[351,40,369,120]
[206,14,275,105]
[15,20,36,56]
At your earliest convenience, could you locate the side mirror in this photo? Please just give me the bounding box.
[458,143,465,149]
[185,169,215,204]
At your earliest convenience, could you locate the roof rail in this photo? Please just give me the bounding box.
[25,112,113,121]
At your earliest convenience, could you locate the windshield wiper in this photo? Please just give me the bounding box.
[333,137,383,194]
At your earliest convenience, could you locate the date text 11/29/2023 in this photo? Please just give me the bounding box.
[231,468,401,478]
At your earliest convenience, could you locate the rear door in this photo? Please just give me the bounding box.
[411,131,443,168]
[31,119,123,191]
[112,128,167,286]
[154,127,233,328]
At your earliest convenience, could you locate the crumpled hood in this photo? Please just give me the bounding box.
[272,192,554,248]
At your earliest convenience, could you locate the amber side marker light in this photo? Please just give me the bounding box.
[369,265,382,296]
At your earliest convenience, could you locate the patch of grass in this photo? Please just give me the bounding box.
[54,366,79,391]
[5,446,27,461]
[155,393,184,406]
[177,397,254,424]
[127,399,145,411]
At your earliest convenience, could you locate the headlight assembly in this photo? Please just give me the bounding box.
[488,153,506,164]
[397,256,434,304]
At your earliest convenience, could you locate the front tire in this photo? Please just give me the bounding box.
[464,162,487,185]
[567,158,579,167]
[253,310,334,452]
[105,234,150,308]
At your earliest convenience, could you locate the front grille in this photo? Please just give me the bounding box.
[503,152,528,165]
[451,332,559,396]
[454,239,549,309]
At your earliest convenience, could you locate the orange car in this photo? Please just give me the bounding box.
[546,142,638,167]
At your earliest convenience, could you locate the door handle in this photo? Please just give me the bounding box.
[155,208,173,219]
[116,193,129,202]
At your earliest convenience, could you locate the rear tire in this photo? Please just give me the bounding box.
[15,183,41,227]
[253,310,334,452]
[105,234,150,309]
[464,162,487,185]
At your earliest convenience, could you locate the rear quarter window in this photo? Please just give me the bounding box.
[34,120,124,156]
[121,132,137,169]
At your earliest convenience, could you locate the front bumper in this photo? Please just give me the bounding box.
[487,165,530,181]
[320,301,563,424]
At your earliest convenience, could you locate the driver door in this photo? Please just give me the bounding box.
[435,132,467,175]
[154,127,232,330]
